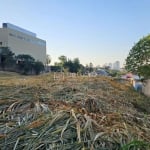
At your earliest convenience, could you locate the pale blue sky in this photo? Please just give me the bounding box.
[0,0,150,66]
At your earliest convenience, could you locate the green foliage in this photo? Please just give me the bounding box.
[57,55,67,71]
[16,54,35,74]
[16,54,35,62]
[51,65,61,72]
[64,58,81,73]
[55,55,84,73]
[0,47,15,70]
[109,70,119,77]
[0,47,45,75]
[138,64,150,79]
[58,55,67,64]
[85,63,94,73]
[34,61,44,75]
[16,54,44,75]
[121,140,150,150]
[125,34,150,78]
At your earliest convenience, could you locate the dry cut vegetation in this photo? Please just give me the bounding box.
[0,72,150,150]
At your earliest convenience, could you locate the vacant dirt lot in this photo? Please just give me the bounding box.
[0,72,150,149]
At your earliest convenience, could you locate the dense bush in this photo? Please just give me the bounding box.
[0,47,44,75]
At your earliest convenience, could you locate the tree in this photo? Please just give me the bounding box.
[125,35,150,78]
[63,58,83,73]
[58,55,67,65]
[64,59,74,72]
[58,55,67,72]
[16,54,35,61]
[16,54,35,74]
[89,62,94,72]
[34,61,44,75]
[54,56,85,73]
[46,54,51,66]
[0,47,15,70]
[84,62,94,73]
[73,58,81,73]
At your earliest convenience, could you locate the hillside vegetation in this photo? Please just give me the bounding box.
[0,72,150,150]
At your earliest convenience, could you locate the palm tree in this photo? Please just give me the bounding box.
[45,54,51,72]
[46,54,51,66]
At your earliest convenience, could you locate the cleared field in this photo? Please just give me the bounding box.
[0,72,150,150]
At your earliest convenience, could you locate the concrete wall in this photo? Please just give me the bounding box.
[129,78,150,97]
[143,79,150,97]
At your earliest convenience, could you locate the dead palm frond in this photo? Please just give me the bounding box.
[0,73,150,149]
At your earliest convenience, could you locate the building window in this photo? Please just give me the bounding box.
[0,42,2,45]
[9,32,46,46]
[9,33,16,37]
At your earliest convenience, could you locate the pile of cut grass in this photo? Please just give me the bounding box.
[0,72,150,150]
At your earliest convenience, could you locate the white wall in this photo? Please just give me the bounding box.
[0,28,46,64]
[143,79,150,97]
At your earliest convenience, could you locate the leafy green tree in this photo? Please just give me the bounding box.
[138,65,150,79]
[55,55,85,73]
[58,55,67,71]
[16,54,35,74]
[64,59,74,72]
[73,58,82,73]
[16,54,35,62]
[34,61,44,75]
[58,55,67,65]
[0,47,15,70]
[63,58,82,73]
[125,35,150,78]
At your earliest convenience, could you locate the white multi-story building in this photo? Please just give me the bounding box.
[113,61,120,70]
[0,23,46,64]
